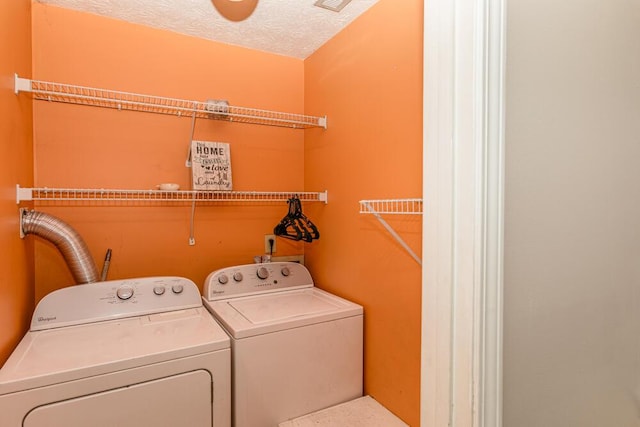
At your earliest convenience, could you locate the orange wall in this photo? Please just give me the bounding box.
[304,1,423,425]
[31,4,307,300]
[28,2,423,425]
[0,0,34,365]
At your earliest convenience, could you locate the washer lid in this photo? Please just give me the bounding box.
[230,290,341,323]
[203,288,363,339]
[0,307,230,395]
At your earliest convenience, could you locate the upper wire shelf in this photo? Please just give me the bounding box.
[14,75,327,130]
[16,186,328,204]
[359,198,423,215]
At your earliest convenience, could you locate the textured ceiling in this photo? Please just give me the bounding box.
[36,0,380,59]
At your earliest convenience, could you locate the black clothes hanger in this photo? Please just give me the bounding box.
[274,196,320,242]
[290,197,318,242]
[274,197,311,242]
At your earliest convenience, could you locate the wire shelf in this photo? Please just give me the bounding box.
[359,198,422,265]
[14,75,327,129]
[359,198,423,215]
[16,186,328,204]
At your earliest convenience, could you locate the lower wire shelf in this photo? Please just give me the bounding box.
[16,185,328,204]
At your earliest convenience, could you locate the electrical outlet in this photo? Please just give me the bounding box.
[264,234,276,254]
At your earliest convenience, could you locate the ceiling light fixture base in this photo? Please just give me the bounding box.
[212,0,258,22]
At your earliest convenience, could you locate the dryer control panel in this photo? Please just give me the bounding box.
[204,262,313,301]
[31,277,202,331]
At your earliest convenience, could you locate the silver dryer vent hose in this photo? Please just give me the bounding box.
[21,210,100,285]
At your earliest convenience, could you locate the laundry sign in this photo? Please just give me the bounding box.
[190,140,233,190]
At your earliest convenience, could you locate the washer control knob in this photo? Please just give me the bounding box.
[116,285,134,300]
[153,286,166,295]
[280,266,291,277]
[218,274,229,285]
[233,272,244,282]
[172,284,184,294]
[257,267,269,280]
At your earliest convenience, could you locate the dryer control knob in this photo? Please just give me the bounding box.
[218,274,229,285]
[257,267,269,280]
[172,284,184,294]
[280,266,290,277]
[233,272,244,282]
[153,286,166,295]
[116,285,134,300]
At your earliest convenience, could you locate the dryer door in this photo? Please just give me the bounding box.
[24,370,212,427]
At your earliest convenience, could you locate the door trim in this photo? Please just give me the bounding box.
[421,0,506,425]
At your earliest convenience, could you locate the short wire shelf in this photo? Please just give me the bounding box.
[16,186,328,204]
[14,75,327,129]
[358,198,423,215]
[359,198,422,265]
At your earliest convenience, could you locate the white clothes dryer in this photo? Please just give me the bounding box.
[202,262,363,427]
[0,277,231,427]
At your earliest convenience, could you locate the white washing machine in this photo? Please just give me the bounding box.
[0,277,231,427]
[202,262,363,427]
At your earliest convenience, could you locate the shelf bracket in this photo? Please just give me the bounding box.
[16,184,33,203]
[318,116,328,129]
[14,74,31,95]
[360,200,422,266]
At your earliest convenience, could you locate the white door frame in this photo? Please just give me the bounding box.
[421,0,506,426]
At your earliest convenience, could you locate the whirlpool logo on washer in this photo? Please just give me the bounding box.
[37,316,57,322]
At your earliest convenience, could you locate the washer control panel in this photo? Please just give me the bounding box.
[31,277,202,331]
[204,262,313,301]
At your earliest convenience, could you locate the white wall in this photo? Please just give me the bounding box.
[504,0,640,425]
